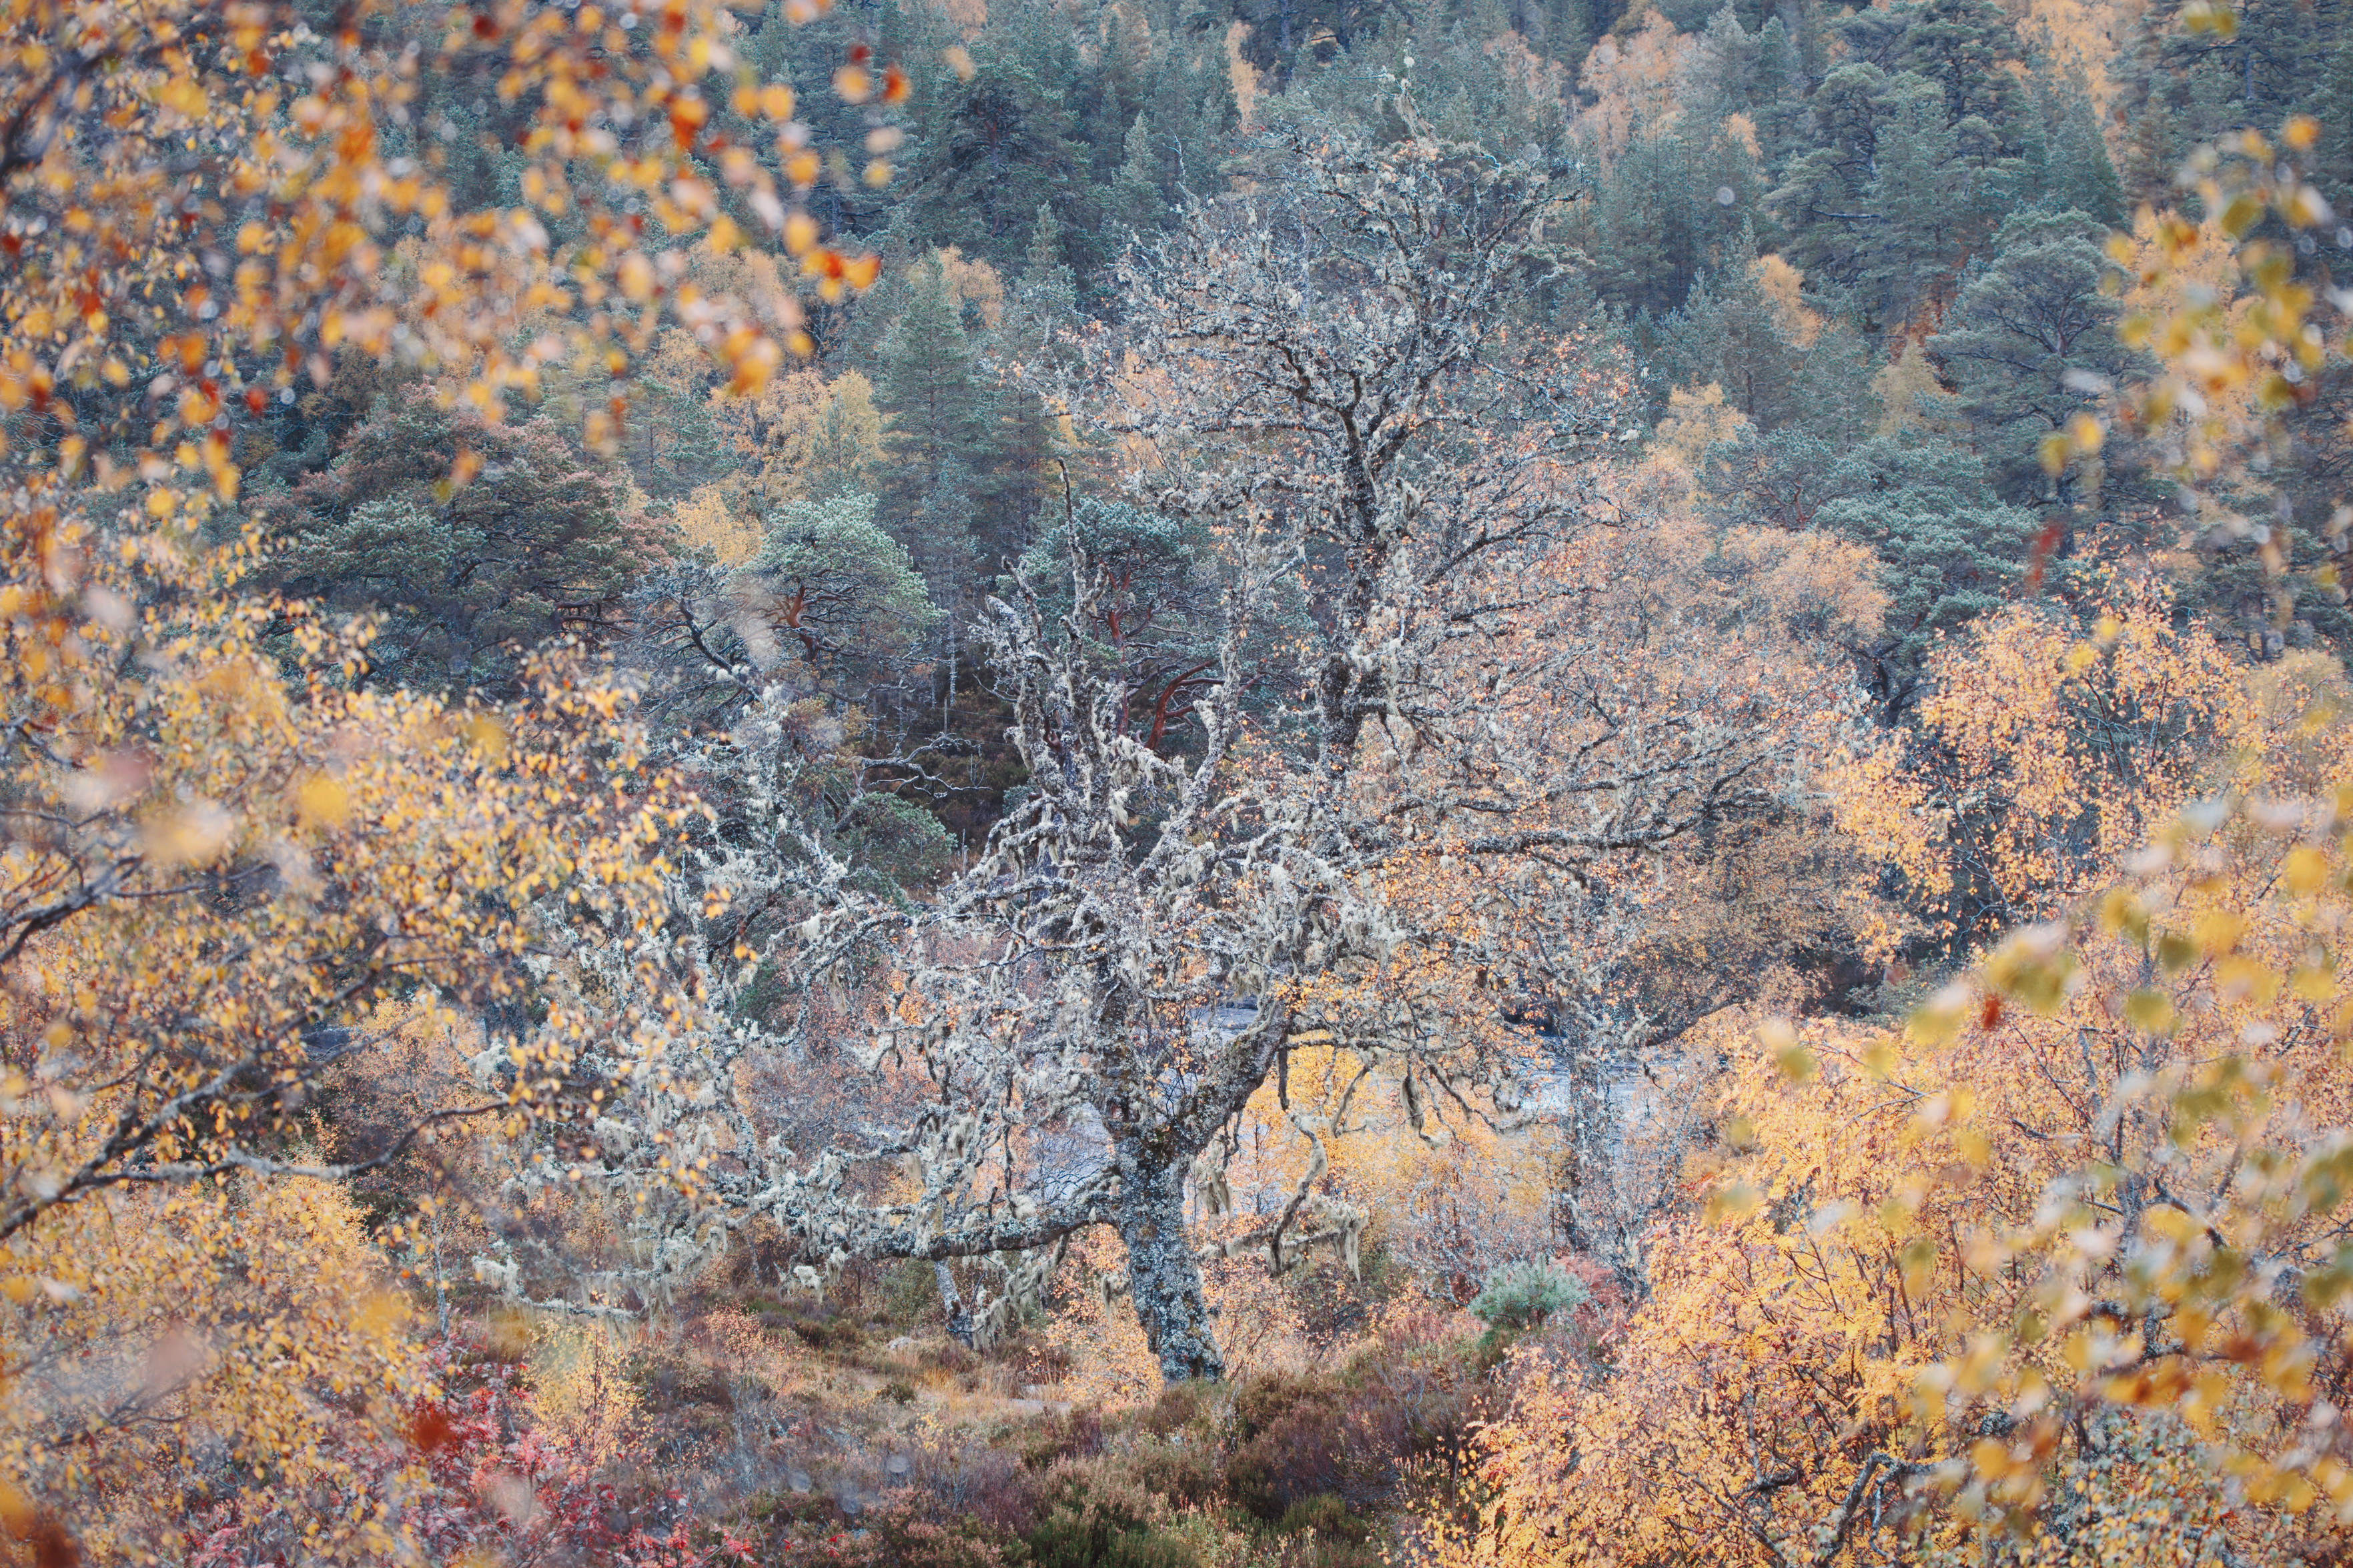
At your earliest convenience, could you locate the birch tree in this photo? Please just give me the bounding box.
[540,134,1817,1381]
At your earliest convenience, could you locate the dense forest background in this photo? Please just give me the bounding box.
[241,0,2353,886]
[14,0,2353,1561]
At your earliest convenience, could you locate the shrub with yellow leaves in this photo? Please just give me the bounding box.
[1432,106,2353,1563]
[0,548,707,1550]
[0,2,917,1545]
[1830,583,2245,944]
[1,1177,428,1562]
[1435,651,2353,1562]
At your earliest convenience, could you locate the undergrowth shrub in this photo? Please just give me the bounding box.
[1466,1261,1585,1335]
[1224,1375,1356,1522]
[881,1259,945,1327]
[1274,1493,1369,1542]
[848,1501,1027,1568]
[1021,1405,1107,1469]
[1027,1459,1200,1568]
[1220,1310,1489,1526]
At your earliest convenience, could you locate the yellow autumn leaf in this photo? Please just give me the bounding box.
[139,801,234,866]
[296,774,350,830]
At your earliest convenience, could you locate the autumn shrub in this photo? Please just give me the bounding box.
[1273,1493,1372,1543]
[1341,1323,1490,1483]
[1125,1433,1224,1511]
[0,1178,429,1563]
[1137,1377,1218,1437]
[880,1258,945,1327]
[1224,1373,1362,1522]
[757,1295,870,1354]
[844,1497,1027,1568]
[634,1351,743,1412]
[1005,1327,1077,1384]
[1220,1311,1494,1527]
[1280,1250,1390,1345]
[1439,632,2353,1564]
[1022,1405,1109,1469]
[1025,1459,1201,1568]
[930,1441,1042,1535]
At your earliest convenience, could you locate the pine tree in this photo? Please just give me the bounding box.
[1751,14,1811,173]
[1769,61,1897,292]
[899,466,983,724]
[1928,206,2138,504]
[1007,202,1080,334]
[876,255,997,513]
[897,4,1097,273]
[1812,434,2042,716]
[1540,0,1593,65]
[622,331,731,502]
[992,206,1082,560]
[1685,7,1761,124]
[747,491,940,685]
[1893,0,2025,131]
[2043,68,2126,225]
[1588,136,1687,313]
[275,393,635,691]
[1656,227,1873,434]
[1117,111,1173,236]
[1861,75,1967,330]
[1080,3,1152,186]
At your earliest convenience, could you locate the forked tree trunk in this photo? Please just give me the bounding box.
[1113,1156,1224,1382]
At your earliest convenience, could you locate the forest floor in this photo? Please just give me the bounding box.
[482,1258,1535,1568]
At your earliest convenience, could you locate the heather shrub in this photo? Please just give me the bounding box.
[1027,1459,1200,1568]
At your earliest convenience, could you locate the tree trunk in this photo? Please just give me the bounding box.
[1114,1159,1224,1382]
[935,1261,973,1346]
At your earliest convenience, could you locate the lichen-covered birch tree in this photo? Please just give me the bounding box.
[527,135,1817,1381]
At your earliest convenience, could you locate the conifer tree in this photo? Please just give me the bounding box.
[1080,4,1152,185]
[1893,0,2025,129]
[1655,230,1873,432]
[1685,6,1761,123]
[997,205,1085,526]
[622,331,734,503]
[1928,206,2137,504]
[276,393,636,691]
[875,254,998,523]
[1005,202,1082,340]
[2042,67,2126,225]
[1861,76,1969,329]
[1117,111,1174,236]
[1769,61,1901,289]
[899,3,1097,270]
[746,492,940,686]
[900,466,983,723]
[1751,15,1813,172]
[1705,423,2040,716]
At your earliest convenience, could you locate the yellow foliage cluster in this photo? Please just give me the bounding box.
[527,1321,644,1468]
[705,365,887,518]
[1,1178,426,1561]
[1442,646,2353,1562]
[1224,1044,1562,1296]
[0,544,703,1544]
[1431,117,2353,1563]
[1830,586,2244,934]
